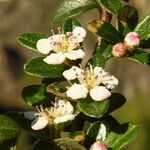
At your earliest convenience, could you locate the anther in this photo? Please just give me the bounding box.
[51,29,55,35]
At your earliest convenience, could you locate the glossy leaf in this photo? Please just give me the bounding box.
[135,13,150,40]
[24,57,68,78]
[104,122,140,150]
[78,98,109,118]
[87,19,124,44]
[108,93,126,113]
[117,5,138,34]
[55,138,86,150]
[53,0,96,23]
[63,19,81,33]
[128,50,149,64]
[21,84,54,107]
[0,115,21,142]
[98,0,122,14]
[18,33,47,51]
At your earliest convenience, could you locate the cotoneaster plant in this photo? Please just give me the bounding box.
[1,0,150,149]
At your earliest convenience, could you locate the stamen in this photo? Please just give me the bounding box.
[51,29,55,35]
[58,27,61,34]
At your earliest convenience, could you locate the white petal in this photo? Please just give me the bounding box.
[43,53,66,65]
[93,66,103,76]
[102,75,119,89]
[96,123,107,141]
[65,49,85,60]
[24,111,39,120]
[63,66,82,80]
[72,27,86,42]
[31,117,48,130]
[66,83,88,100]
[90,86,111,101]
[36,38,51,54]
[54,114,75,124]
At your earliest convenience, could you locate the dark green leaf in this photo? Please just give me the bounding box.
[7,112,51,140]
[21,84,54,107]
[104,122,140,150]
[78,98,109,118]
[55,138,86,150]
[98,0,122,14]
[91,53,106,68]
[0,115,21,142]
[128,50,149,64]
[32,140,58,150]
[86,121,101,141]
[0,139,17,150]
[53,0,96,23]
[63,19,81,33]
[18,33,47,51]
[88,19,124,44]
[108,93,126,113]
[117,5,138,34]
[140,38,150,49]
[135,13,150,40]
[24,57,68,78]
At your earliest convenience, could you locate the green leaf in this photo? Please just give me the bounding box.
[53,0,96,23]
[87,19,124,44]
[63,19,81,33]
[78,98,109,118]
[55,138,86,150]
[0,115,21,142]
[86,121,101,146]
[18,33,47,51]
[7,112,51,140]
[140,39,150,49]
[69,131,85,141]
[91,53,106,68]
[128,50,149,64]
[135,13,150,40]
[108,93,126,113]
[98,0,122,14]
[104,122,140,150]
[24,57,68,78]
[21,84,54,107]
[117,5,138,34]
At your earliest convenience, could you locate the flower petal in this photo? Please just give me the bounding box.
[72,27,86,43]
[96,123,107,141]
[31,117,48,130]
[54,114,75,124]
[65,49,85,60]
[63,66,82,80]
[43,53,66,65]
[24,111,39,120]
[36,38,51,54]
[66,83,88,100]
[102,75,118,89]
[90,86,111,101]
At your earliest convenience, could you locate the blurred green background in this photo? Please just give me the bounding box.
[0,0,150,149]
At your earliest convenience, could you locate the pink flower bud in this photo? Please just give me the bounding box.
[112,43,126,57]
[90,141,107,150]
[124,32,140,51]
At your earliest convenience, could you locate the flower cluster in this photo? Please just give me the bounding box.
[24,100,75,130]
[36,27,86,65]
[112,32,140,57]
[63,65,118,101]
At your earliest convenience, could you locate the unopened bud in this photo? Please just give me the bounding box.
[112,43,126,57]
[124,32,140,51]
[90,141,107,150]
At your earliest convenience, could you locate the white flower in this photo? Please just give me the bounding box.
[63,65,118,101]
[36,27,86,65]
[24,100,75,130]
[96,123,107,141]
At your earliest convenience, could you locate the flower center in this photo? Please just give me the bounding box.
[78,67,103,89]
